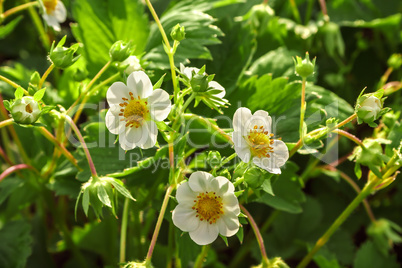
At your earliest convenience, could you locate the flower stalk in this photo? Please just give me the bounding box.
[0,118,13,129]
[240,204,270,266]
[0,75,28,95]
[1,1,38,20]
[299,78,306,142]
[119,197,130,266]
[65,115,98,179]
[194,245,211,268]
[38,63,55,89]
[145,184,174,264]
[0,163,34,182]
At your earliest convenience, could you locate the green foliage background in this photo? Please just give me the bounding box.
[0,0,401,267]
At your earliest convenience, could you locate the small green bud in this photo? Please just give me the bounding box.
[244,167,265,189]
[109,40,133,62]
[387,53,402,69]
[350,139,385,168]
[170,23,186,42]
[10,96,41,124]
[355,89,389,127]
[49,38,81,69]
[30,71,41,86]
[190,72,209,93]
[293,52,316,79]
[207,151,222,168]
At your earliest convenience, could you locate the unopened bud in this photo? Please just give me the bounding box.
[293,52,316,79]
[11,96,41,124]
[170,24,185,42]
[109,41,133,62]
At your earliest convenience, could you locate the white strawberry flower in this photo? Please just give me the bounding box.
[120,56,142,74]
[172,171,240,245]
[41,0,67,31]
[105,71,171,150]
[233,107,289,174]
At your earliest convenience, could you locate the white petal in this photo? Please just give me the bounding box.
[127,71,153,99]
[139,120,158,149]
[218,213,240,237]
[271,140,289,168]
[232,131,249,149]
[188,171,213,193]
[54,1,67,23]
[209,81,226,99]
[253,157,281,174]
[118,132,136,151]
[222,195,240,215]
[107,82,130,106]
[172,204,199,232]
[176,181,196,203]
[182,67,200,80]
[148,89,171,121]
[248,110,272,132]
[105,109,120,135]
[189,221,219,245]
[233,107,252,133]
[214,176,234,194]
[234,142,251,163]
[43,13,60,31]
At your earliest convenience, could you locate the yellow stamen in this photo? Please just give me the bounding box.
[193,192,224,224]
[246,125,274,158]
[43,0,58,14]
[119,94,149,128]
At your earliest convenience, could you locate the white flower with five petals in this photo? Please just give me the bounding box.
[41,0,67,31]
[106,71,171,150]
[233,107,289,174]
[172,171,240,245]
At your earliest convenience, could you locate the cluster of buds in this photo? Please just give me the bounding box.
[77,176,135,218]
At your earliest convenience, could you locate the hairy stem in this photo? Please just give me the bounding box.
[119,198,130,266]
[38,63,55,89]
[0,164,34,182]
[65,115,98,179]
[0,75,29,95]
[299,78,306,142]
[240,204,270,265]
[1,1,38,19]
[194,245,211,268]
[145,184,174,264]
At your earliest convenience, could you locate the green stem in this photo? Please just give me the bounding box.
[318,0,329,21]
[172,93,195,130]
[194,245,211,268]
[212,152,237,173]
[145,184,174,264]
[0,75,29,95]
[144,0,179,104]
[1,1,38,20]
[37,127,80,169]
[332,129,363,147]
[378,67,393,89]
[299,78,306,142]
[38,63,55,89]
[64,115,98,179]
[296,178,378,268]
[26,1,50,51]
[0,118,13,129]
[289,0,302,24]
[304,0,314,25]
[240,204,270,265]
[120,198,130,266]
[69,61,112,122]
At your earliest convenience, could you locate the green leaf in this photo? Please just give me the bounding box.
[236,226,244,244]
[153,73,166,89]
[71,0,149,75]
[0,16,23,39]
[261,179,274,196]
[97,184,112,207]
[353,241,399,268]
[254,162,305,213]
[155,120,174,132]
[82,188,90,216]
[313,246,342,268]
[0,220,32,268]
[33,88,46,101]
[2,100,11,112]
[14,87,24,99]
[110,179,136,201]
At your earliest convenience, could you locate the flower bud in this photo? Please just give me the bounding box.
[355,90,388,127]
[387,53,402,69]
[170,23,186,42]
[109,41,133,62]
[244,167,267,189]
[10,96,41,124]
[119,55,141,74]
[190,72,209,93]
[30,71,41,86]
[293,52,316,79]
[207,151,222,168]
[73,67,88,82]
[50,43,81,69]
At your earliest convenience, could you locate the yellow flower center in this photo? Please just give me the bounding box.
[118,92,149,128]
[25,104,33,113]
[43,0,58,14]
[192,192,223,224]
[247,125,274,158]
